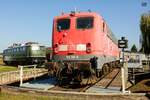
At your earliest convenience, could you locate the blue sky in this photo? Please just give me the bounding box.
[0,0,149,52]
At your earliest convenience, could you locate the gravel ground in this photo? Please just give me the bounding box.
[129,79,150,93]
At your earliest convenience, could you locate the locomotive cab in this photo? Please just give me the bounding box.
[53,12,100,60]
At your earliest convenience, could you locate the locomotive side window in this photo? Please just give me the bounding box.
[22,47,26,51]
[103,22,105,32]
[40,46,45,50]
[57,19,70,31]
[76,17,93,29]
[13,48,17,52]
[17,48,19,52]
[3,50,6,54]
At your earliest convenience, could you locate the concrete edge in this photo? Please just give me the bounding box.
[0,85,146,96]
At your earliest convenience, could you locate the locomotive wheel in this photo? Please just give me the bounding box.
[112,62,115,68]
[56,68,63,85]
[102,64,110,75]
[73,70,82,83]
[115,61,120,68]
[57,68,68,85]
[7,61,12,65]
[76,72,82,83]
[102,64,107,75]
[102,66,106,75]
[105,65,109,74]
[106,63,110,73]
[56,65,73,85]
[110,63,113,70]
[96,69,101,77]
[4,61,8,65]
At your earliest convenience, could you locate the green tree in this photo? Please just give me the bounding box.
[140,13,150,55]
[131,44,137,52]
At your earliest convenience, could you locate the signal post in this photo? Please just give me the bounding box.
[118,37,130,93]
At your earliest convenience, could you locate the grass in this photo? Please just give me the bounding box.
[0,65,18,73]
[0,65,38,73]
[0,92,74,100]
[0,91,149,100]
[0,58,32,73]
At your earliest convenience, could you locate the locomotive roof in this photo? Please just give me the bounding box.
[5,42,44,50]
[54,12,103,19]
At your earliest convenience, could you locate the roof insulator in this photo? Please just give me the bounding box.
[70,11,75,16]
[88,9,92,12]
[61,12,64,15]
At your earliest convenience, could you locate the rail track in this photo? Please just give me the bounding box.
[94,68,121,88]
[48,68,121,92]
[80,68,121,92]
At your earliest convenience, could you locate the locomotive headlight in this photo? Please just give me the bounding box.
[76,44,86,51]
[32,46,39,50]
[86,43,92,53]
[54,44,58,53]
[58,45,68,51]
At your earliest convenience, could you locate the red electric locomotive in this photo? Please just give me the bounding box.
[51,11,120,84]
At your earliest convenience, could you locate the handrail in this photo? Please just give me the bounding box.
[0,68,48,85]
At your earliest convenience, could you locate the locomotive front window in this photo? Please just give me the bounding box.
[76,17,93,29]
[57,19,70,31]
[40,46,45,50]
[32,45,40,51]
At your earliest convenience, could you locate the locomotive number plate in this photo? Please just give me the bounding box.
[66,55,79,59]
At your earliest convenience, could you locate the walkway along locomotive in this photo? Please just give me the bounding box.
[48,11,120,85]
